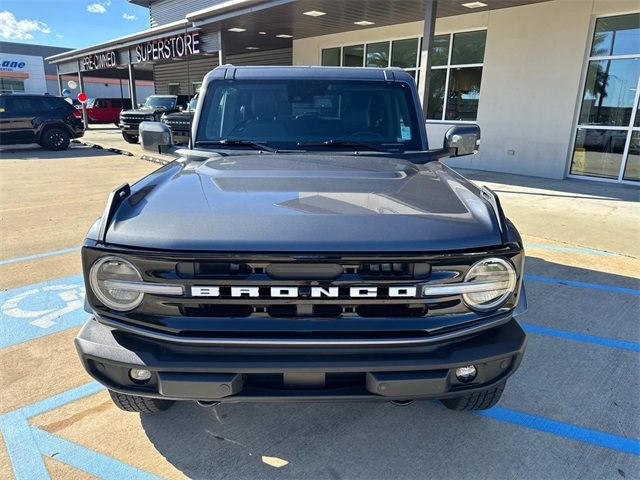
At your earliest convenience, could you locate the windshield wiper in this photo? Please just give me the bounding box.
[195,139,277,152]
[296,139,402,153]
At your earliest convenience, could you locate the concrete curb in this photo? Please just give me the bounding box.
[140,154,174,165]
[71,139,134,157]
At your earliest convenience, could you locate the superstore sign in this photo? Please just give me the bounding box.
[80,50,118,71]
[135,31,200,62]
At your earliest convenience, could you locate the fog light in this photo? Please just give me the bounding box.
[455,365,477,383]
[130,368,151,382]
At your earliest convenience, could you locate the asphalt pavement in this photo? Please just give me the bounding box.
[0,141,638,480]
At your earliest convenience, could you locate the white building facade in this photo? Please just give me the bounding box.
[294,0,640,183]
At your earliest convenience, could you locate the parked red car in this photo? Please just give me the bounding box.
[72,98,132,125]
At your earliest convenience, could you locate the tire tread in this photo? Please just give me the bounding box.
[108,390,174,413]
[441,382,506,411]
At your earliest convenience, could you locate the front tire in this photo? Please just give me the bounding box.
[122,132,139,144]
[108,390,174,413]
[40,127,70,150]
[440,381,506,411]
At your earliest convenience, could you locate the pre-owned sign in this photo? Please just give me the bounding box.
[80,50,118,71]
[135,31,200,63]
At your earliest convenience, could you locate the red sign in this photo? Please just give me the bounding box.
[77,92,88,103]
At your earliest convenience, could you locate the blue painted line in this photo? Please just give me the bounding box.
[525,274,640,295]
[477,406,640,456]
[0,274,85,349]
[522,323,639,352]
[1,383,104,425]
[523,243,618,257]
[2,420,49,480]
[33,428,164,480]
[0,247,81,266]
[1,381,162,480]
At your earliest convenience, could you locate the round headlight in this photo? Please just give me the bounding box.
[89,256,144,311]
[462,257,517,311]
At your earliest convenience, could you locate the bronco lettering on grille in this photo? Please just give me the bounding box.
[191,286,417,298]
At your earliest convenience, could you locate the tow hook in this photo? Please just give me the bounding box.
[196,400,220,407]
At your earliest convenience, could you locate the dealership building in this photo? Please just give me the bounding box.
[47,0,639,184]
[0,41,154,100]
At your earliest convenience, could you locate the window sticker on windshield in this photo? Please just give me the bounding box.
[400,126,412,140]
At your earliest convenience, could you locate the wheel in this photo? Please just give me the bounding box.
[440,381,506,411]
[122,132,139,144]
[108,390,174,413]
[40,127,70,150]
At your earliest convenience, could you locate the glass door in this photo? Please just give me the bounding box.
[570,13,640,182]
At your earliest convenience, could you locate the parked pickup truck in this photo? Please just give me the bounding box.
[78,66,527,414]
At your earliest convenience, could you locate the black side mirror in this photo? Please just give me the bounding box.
[444,124,481,157]
[139,121,173,154]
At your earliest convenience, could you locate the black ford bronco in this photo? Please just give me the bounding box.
[118,94,182,144]
[78,66,527,414]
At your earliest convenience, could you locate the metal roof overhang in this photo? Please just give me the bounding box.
[50,0,553,62]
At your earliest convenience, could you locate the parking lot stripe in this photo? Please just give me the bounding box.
[1,382,163,480]
[523,242,619,256]
[525,274,639,295]
[32,428,163,480]
[477,406,640,456]
[522,323,639,352]
[0,247,80,266]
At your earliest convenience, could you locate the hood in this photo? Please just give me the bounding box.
[162,111,194,121]
[102,154,502,252]
[121,107,166,115]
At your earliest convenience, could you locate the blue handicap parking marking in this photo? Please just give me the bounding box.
[0,274,86,349]
[0,382,163,480]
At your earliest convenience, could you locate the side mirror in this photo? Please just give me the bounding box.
[444,124,480,157]
[139,121,173,154]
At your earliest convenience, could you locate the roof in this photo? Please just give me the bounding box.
[208,65,415,82]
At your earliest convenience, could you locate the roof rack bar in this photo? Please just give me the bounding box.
[98,183,131,243]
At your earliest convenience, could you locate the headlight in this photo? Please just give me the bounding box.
[462,257,517,311]
[89,256,144,311]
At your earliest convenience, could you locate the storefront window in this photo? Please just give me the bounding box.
[426,30,486,121]
[168,83,180,95]
[322,37,421,80]
[571,13,640,182]
[321,47,340,66]
[0,78,25,93]
[591,13,640,57]
[342,45,364,67]
[623,131,640,181]
[366,42,389,68]
[578,59,640,126]
[391,38,419,69]
[431,35,449,67]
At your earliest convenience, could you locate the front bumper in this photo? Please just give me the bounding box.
[75,316,527,402]
[118,122,142,134]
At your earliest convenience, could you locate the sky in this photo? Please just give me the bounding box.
[0,0,150,49]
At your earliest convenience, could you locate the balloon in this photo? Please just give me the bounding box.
[77,92,88,103]
[67,80,77,89]
[62,89,71,96]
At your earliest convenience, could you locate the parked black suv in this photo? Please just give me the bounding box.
[161,95,197,144]
[0,93,84,150]
[118,94,183,144]
[78,66,527,414]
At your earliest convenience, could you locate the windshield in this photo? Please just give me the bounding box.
[144,96,176,109]
[188,98,198,111]
[196,79,423,151]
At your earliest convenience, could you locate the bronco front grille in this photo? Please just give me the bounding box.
[83,247,524,340]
